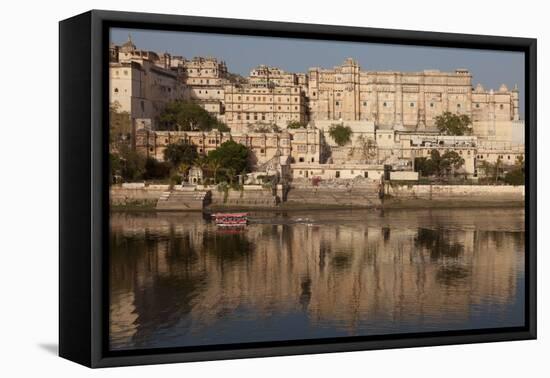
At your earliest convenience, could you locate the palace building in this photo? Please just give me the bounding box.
[307,58,520,138]
[110,37,524,147]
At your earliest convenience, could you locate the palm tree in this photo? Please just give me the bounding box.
[193,156,209,182]
[207,158,222,184]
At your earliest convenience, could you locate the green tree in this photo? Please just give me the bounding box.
[440,151,465,176]
[158,100,229,132]
[207,140,250,182]
[112,144,146,182]
[143,157,171,180]
[329,124,352,146]
[415,149,464,177]
[415,157,438,177]
[435,111,472,136]
[504,155,525,185]
[109,101,132,147]
[287,120,307,129]
[207,158,223,184]
[163,140,199,168]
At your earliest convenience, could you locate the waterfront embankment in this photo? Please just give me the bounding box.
[110,182,524,211]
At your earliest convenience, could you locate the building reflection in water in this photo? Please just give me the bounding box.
[109,208,525,350]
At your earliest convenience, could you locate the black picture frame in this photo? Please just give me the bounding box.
[59,9,537,368]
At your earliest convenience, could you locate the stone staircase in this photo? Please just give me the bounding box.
[156,190,211,211]
[286,179,382,207]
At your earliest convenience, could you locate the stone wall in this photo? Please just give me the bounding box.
[210,185,278,208]
[110,185,169,206]
[385,183,524,202]
[286,178,382,207]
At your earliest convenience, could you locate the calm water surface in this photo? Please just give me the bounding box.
[109,208,525,351]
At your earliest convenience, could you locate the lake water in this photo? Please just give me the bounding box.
[109,208,525,351]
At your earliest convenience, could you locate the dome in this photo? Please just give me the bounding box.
[120,34,136,53]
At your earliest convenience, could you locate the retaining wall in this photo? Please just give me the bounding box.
[385,184,524,202]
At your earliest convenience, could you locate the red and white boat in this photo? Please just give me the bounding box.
[211,212,248,227]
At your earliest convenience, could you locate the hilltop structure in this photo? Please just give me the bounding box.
[109,36,525,181]
[109,36,523,140]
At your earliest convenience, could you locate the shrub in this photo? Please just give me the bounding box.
[329,124,352,146]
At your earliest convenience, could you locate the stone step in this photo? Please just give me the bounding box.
[156,190,210,210]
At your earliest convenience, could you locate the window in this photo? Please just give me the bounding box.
[363,101,367,106]
[260,148,264,153]
[457,103,461,108]
[114,88,118,93]
[430,103,434,108]
[299,157,304,162]
[364,172,368,178]
[410,102,415,107]
[500,104,504,110]
[335,171,340,178]
[476,103,480,108]
[335,101,340,106]
[311,157,315,162]
[383,102,387,107]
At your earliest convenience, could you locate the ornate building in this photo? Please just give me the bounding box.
[109,37,186,129]
[135,128,324,167]
[110,38,523,144]
[307,58,520,138]
[223,83,309,132]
